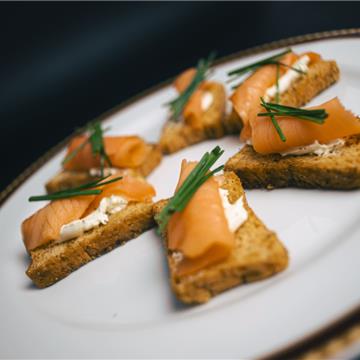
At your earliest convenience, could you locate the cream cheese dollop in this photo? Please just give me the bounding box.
[280,138,345,157]
[219,188,248,232]
[264,55,310,101]
[89,167,119,177]
[201,91,214,111]
[59,195,128,242]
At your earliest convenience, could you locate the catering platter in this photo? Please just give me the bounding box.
[1,29,360,359]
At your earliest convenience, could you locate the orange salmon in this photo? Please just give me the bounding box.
[22,176,155,251]
[167,161,234,276]
[252,97,360,154]
[64,136,149,171]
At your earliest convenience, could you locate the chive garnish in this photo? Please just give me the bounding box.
[28,175,122,202]
[155,146,224,233]
[227,48,305,89]
[62,121,112,177]
[166,52,216,121]
[258,98,328,142]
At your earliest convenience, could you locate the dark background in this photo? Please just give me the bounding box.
[1,2,359,191]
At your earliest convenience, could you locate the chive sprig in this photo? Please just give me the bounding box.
[62,121,112,177]
[167,52,216,121]
[258,98,328,142]
[227,48,305,90]
[28,175,122,202]
[155,146,224,232]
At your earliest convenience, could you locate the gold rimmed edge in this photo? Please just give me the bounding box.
[2,27,360,360]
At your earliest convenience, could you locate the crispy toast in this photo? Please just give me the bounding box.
[153,171,288,304]
[225,135,360,190]
[46,144,162,193]
[27,201,154,288]
[159,82,227,154]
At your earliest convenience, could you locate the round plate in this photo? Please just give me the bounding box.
[2,30,360,359]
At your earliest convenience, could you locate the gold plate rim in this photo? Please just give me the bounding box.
[3,28,360,360]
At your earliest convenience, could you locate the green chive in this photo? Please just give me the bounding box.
[166,52,216,121]
[258,98,328,142]
[62,137,89,165]
[28,175,123,202]
[227,48,307,89]
[227,49,291,78]
[62,121,112,177]
[155,146,224,232]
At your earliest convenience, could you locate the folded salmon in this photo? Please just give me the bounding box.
[167,161,235,276]
[46,134,162,193]
[64,135,151,171]
[172,69,223,130]
[252,97,360,155]
[159,56,227,154]
[23,175,155,252]
[228,50,339,140]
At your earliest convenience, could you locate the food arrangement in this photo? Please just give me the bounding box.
[21,47,360,304]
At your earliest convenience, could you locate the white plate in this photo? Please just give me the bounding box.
[1,34,360,359]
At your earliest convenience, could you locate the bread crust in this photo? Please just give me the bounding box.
[159,82,226,154]
[26,201,155,288]
[279,60,339,107]
[153,172,288,304]
[225,135,360,190]
[46,144,162,193]
[225,59,340,130]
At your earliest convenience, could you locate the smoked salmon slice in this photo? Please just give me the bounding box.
[167,161,234,276]
[84,175,156,214]
[64,135,150,171]
[22,176,155,252]
[174,68,197,93]
[22,196,95,252]
[230,52,319,141]
[252,97,360,154]
[172,68,215,129]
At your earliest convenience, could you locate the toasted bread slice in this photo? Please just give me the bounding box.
[27,201,154,288]
[46,144,162,193]
[153,171,288,304]
[226,59,340,130]
[225,135,360,190]
[277,59,339,107]
[159,82,226,154]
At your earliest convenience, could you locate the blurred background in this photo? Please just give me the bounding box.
[1,2,359,191]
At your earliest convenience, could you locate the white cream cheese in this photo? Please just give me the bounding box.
[219,188,248,232]
[89,167,119,177]
[264,55,310,101]
[59,195,128,242]
[225,99,233,116]
[201,91,214,111]
[171,251,184,265]
[280,138,345,157]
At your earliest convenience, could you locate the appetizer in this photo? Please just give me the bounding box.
[46,121,162,193]
[159,54,227,154]
[225,98,360,189]
[22,175,156,288]
[226,48,339,139]
[154,147,288,304]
